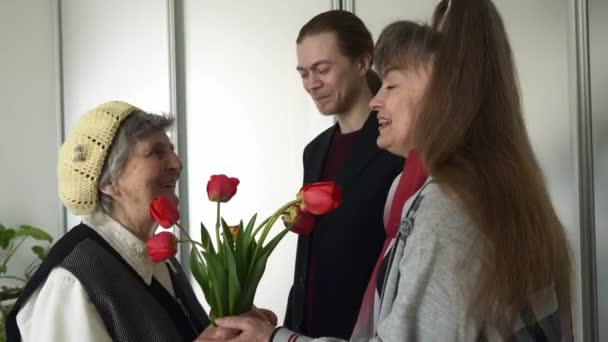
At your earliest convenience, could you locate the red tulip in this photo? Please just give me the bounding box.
[282,205,316,235]
[298,181,342,215]
[150,196,180,228]
[207,175,240,202]
[146,232,178,263]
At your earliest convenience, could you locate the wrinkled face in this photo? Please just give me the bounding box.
[370,67,430,157]
[102,129,182,229]
[296,32,368,115]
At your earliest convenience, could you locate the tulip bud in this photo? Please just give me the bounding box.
[228,225,239,238]
[207,174,240,202]
[150,196,180,228]
[146,232,178,263]
[297,181,342,215]
[282,205,316,235]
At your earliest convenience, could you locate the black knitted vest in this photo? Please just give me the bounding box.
[6,223,209,342]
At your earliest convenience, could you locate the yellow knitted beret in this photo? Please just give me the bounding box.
[57,101,141,215]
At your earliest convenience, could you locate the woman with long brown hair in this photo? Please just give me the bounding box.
[419,0,573,337]
[198,0,573,340]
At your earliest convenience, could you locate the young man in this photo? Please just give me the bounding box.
[285,10,404,339]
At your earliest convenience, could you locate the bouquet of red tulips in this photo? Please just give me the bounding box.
[147,174,341,322]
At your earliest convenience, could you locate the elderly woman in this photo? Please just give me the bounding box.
[6,101,221,341]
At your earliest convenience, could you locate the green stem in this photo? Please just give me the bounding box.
[248,199,300,273]
[24,259,40,278]
[174,223,204,263]
[0,303,8,317]
[0,275,27,283]
[215,201,221,249]
[2,237,27,271]
[272,215,303,245]
[250,216,271,238]
[177,239,206,250]
[259,199,300,246]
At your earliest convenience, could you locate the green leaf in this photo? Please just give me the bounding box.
[238,215,257,279]
[250,215,271,239]
[0,264,6,274]
[236,227,292,314]
[0,287,22,301]
[200,222,215,254]
[242,215,259,251]
[243,214,257,239]
[235,228,290,313]
[236,248,272,314]
[234,221,248,283]
[31,245,47,260]
[0,227,16,250]
[203,250,228,318]
[223,240,241,315]
[261,228,291,256]
[246,239,258,271]
[209,308,218,326]
[221,218,234,249]
[205,283,220,326]
[16,225,53,242]
[190,249,213,305]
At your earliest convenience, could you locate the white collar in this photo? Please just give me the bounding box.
[82,211,155,285]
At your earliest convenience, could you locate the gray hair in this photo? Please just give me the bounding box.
[97,111,175,214]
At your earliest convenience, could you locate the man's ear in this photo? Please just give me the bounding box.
[357,53,372,76]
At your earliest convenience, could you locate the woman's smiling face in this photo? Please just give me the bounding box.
[101,129,182,238]
[371,67,429,157]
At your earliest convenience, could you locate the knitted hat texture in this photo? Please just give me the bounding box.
[57,101,140,215]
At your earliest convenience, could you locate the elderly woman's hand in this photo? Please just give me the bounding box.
[250,305,278,326]
[195,307,277,342]
[195,324,240,341]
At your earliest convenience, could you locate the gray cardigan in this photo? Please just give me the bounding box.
[273,181,566,341]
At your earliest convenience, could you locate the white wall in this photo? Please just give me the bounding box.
[0,0,61,278]
[357,0,433,39]
[182,0,333,320]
